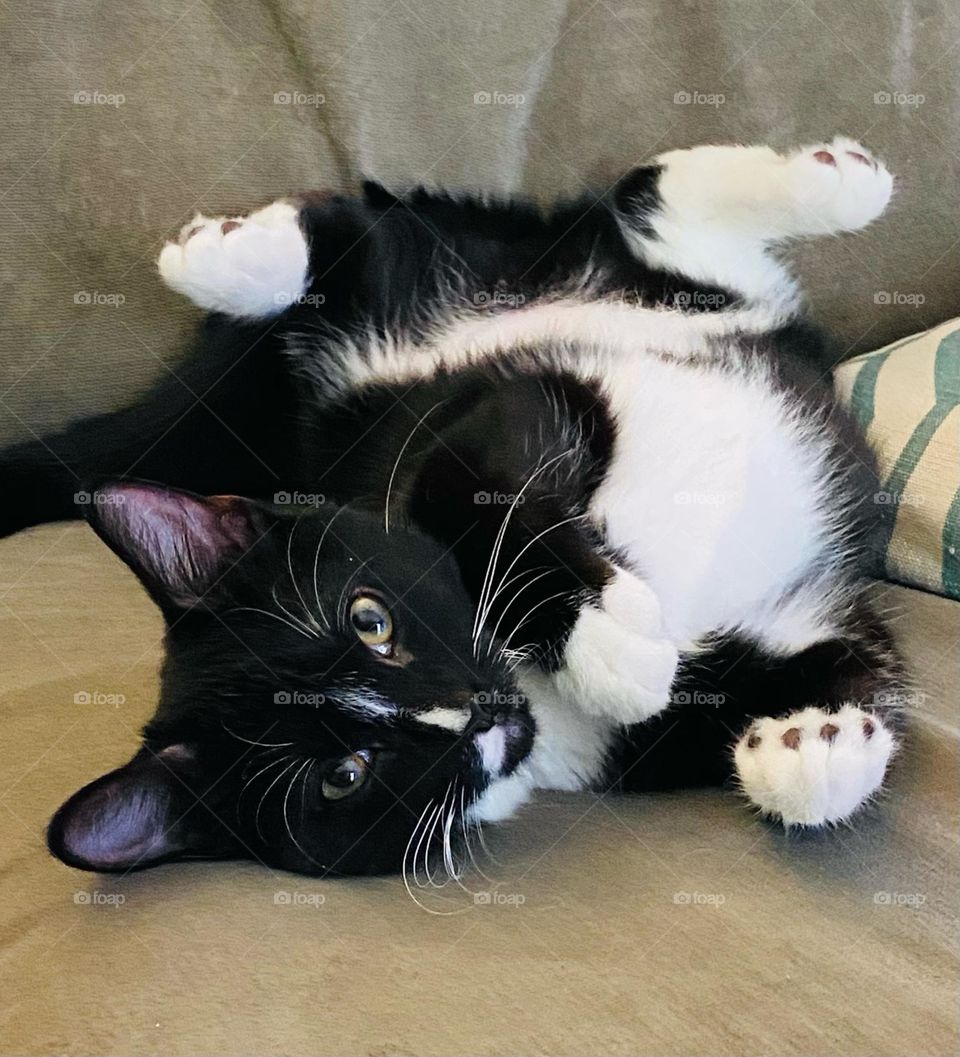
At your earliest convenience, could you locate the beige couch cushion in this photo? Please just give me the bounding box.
[1,523,956,1056]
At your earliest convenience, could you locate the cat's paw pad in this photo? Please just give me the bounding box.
[782,137,893,233]
[556,571,679,724]
[734,704,897,826]
[157,200,310,319]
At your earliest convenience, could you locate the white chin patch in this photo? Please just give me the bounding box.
[476,726,507,776]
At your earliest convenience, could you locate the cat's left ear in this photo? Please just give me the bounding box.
[47,745,241,872]
[83,479,270,615]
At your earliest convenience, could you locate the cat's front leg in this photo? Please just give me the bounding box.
[158,200,311,319]
[551,566,679,725]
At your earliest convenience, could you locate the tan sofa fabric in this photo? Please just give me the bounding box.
[2,1,960,447]
[1,526,957,1057]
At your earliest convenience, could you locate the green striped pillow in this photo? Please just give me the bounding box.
[834,319,960,599]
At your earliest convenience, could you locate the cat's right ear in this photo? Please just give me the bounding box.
[82,479,272,617]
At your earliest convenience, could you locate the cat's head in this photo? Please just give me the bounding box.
[47,481,534,876]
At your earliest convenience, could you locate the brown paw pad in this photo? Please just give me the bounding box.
[184,224,204,243]
[813,150,836,166]
[747,731,762,749]
[846,150,874,168]
[862,718,876,739]
[781,727,802,750]
[220,219,242,235]
[820,722,840,743]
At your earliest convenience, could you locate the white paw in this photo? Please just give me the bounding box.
[555,570,679,724]
[780,137,894,234]
[734,704,897,826]
[157,200,310,319]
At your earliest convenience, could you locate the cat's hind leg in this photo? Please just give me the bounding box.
[614,602,906,828]
[615,137,894,305]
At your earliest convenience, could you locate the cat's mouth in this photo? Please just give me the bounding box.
[473,710,535,779]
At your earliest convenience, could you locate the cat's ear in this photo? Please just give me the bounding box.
[47,745,240,872]
[83,480,269,614]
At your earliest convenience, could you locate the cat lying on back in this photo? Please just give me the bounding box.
[1,136,905,878]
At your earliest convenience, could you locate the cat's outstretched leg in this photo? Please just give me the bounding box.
[614,604,905,827]
[615,136,894,305]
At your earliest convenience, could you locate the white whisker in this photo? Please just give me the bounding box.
[384,400,445,534]
[287,517,323,634]
[228,605,314,640]
[237,752,294,808]
[478,513,585,647]
[282,758,316,862]
[254,758,300,843]
[494,590,575,662]
[313,504,351,631]
[483,568,556,657]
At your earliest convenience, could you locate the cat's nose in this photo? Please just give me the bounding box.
[468,695,503,734]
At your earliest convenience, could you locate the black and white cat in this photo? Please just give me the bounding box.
[1,136,906,878]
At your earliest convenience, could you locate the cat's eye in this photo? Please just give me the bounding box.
[321,751,372,800]
[349,595,394,654]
